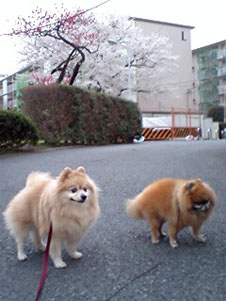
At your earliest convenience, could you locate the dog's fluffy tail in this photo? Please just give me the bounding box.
[126,198,143,219]
[26,172,50,187]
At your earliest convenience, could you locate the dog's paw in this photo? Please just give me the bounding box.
[195,234,206,243]
[70,251,83,260]
[18,252,28,261]
[151,238,160,244]
[54,260,67,268]
[170,240,178,248]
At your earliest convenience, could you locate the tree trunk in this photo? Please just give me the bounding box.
[69,50,85,85]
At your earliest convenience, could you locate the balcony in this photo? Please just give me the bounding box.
[7,83,17,94]
[218,85,226,95]
[218,50,226,60]
[218,67,226,77]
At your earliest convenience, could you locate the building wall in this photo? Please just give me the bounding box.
[0,75,17,109]
[192,40,226,116]
[0,66,30,109]
[217,42,226,107]
[193,47,219,114]
[134,19,197,116]
[192,52,200,109]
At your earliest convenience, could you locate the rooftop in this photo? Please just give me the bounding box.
[131,17,195,30]
[0,65,31,82]
[193,39,226,53]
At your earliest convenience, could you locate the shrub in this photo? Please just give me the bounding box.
[207,106,224,122]
[65,87,142,144]
[22,84,74,144]
[21,84,142,145]
[0,110,39,148]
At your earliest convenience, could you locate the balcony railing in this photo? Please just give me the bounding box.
[218,50,226,60]
[218,67,226,77]
[218,85,226,95]
[7,83,17,94]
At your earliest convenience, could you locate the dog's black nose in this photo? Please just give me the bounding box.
[81,195,87,201]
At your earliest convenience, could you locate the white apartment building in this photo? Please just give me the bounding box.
[0,73,17,109]
[0,66,30,109]
[133,18,198,116]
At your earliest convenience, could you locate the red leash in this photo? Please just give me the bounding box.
[34,223,53,301]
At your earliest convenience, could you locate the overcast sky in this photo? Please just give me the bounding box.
[0,0,226,75]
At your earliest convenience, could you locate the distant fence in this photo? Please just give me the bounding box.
[141,106,201,141]
[142,127,199,140]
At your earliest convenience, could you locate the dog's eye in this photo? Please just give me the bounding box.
[199,200,208,205]
[71,187,77,193]
[83,187,87,192]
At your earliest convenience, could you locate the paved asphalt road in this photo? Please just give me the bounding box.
[0,140,226,301]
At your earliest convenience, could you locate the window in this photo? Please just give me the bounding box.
[212,50,217,58]
[199,56,205,64]
[212,67,218,76]
[199,70,206,80]
[181,31,187,41]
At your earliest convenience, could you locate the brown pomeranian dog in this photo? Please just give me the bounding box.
[126,178,216,248]
[3,166,100,268]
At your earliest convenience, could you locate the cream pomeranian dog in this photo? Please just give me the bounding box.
[126,178,216,248]
[3,166,100,268]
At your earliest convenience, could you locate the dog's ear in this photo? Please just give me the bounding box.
[59,167,72,181]
[186,178,203,194]
[186,181,196,192]
[77,166,86,174]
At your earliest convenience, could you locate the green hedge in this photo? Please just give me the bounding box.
[0,110,39,148]
[21,84,142,145]
[207,106,224,122]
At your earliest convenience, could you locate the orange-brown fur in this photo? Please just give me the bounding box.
[3,166,100,268]
[126,178,216,248]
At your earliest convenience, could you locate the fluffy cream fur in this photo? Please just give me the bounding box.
[3,166,100,268]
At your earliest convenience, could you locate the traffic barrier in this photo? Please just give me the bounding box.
[142,127,199,140]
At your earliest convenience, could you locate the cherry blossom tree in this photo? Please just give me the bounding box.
[10,6,178,98]
[76,15,178,99]
[10,4,100,85]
